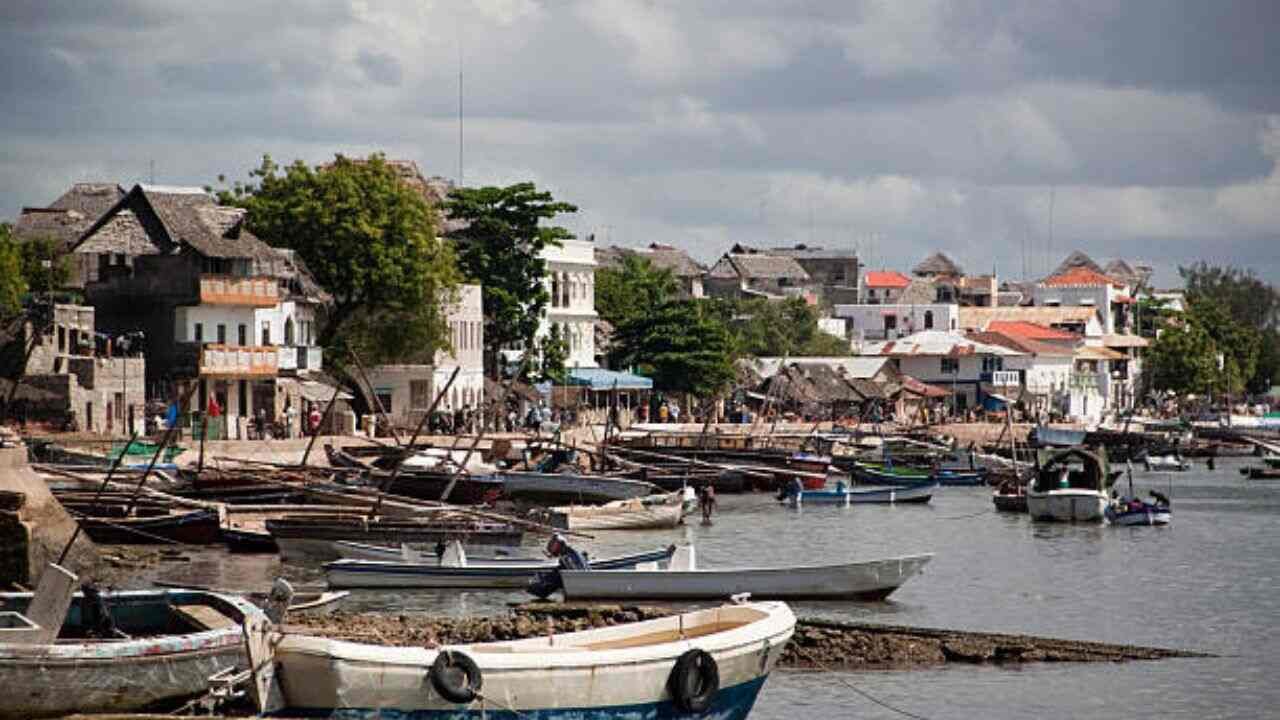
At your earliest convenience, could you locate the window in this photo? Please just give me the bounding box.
[238,379,248,417]
[941,357,959,374]
[194,323,204,343]
[261,322,271,346]
[982,356,1003,373]
[216,324,226,344]
[377,392,393,414]
[238,324,247,347]
[923,310,934,330]
[410,380,432,409]
[884,315,897,332]
[114,253,126,266]
[57,326,66,352]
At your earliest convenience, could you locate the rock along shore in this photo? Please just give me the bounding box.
[284,603,1210,671]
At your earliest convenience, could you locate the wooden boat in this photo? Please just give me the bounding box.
[76,507,223,545]
[552,547,933,601]
[1143,454,1191,472]
[532,491,686,531]
[1027,448,1110,522]
[1105,497,1172,526]
[324,546,678,589]
[992,483,1028,513]
[781,481,937,506]
[265,516,525,561]
[1030,426,1089,448]
[150,580,350,616]
[333,540,539,562]
[1241,466,1280,480]
[265,600,795,719]
[851,461,988,486]
[502,471,660,505]
[0,583,263,719]
[326,444,506,505]
[1262,455,1280,469]
[222,525,279,553]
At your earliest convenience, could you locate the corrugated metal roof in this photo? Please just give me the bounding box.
[863,330,1024,358]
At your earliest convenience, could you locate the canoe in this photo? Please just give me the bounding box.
[992,489,1028,513]
[268,600,794,719]
[0,587,262,719]
[533,492,686,531]
[265,516,525,561]
[151,581,350,616]
[222,526,279,553]
[324,546,677,589]
[1242,466,1280,480]
[502,471,660,505]
[555,552,933,601]
[76,507,223,545]
[851,462,987,486]
[783,482,938,506]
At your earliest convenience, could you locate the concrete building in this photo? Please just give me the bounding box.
[859,330,1024,412]
[768,244,860,305]
[860,271,912,304]
[704,245,815,302]
[834,303,960,343]
[76,184,325,439]
[540,238,599,369]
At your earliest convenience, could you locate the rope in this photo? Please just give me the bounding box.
[790,643,934,720]
[475,690,533,720]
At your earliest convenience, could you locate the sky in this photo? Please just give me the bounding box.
[3,0,1279,288]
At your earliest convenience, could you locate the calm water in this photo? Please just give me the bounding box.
[137,457,1280,719]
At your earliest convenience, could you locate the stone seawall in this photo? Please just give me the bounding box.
[0,445,97,588]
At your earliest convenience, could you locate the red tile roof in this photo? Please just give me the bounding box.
[865,270,911,289]
[1042,267,1125,288]
[986,321,1079,341]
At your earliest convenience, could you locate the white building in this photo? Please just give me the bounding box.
[539,238,598,369]
[834,303,959,343]
[860,330,1024,412]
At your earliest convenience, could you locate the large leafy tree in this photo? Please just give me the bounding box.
[1146,322,1220,397]
[595,254,678,327]
[17,235,72,296]
[1180,262,1279,393]
[0,224,24,318]
[609,300,735,396]
[216,154,458,363]
[444,183,577,377]
[730,297,850,358]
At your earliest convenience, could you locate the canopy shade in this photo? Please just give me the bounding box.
[566,368,654,391]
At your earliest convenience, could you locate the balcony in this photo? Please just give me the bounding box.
[199,275,279,307]
[276,346,324,373]
[199,344,278,378]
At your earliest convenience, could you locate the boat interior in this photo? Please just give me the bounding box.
[0,590,244,642]
[466,605,766,654]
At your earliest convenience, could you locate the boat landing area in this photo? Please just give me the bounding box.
[282,603,1210,672]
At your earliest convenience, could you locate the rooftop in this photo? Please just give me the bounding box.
[912,251,964,277]
[864,330,1024,358]
[1042,267,1126,289]
[864,270,911,289]
[986,320,1080,341]
[958,306,1098,331]
[968,331,1075,358]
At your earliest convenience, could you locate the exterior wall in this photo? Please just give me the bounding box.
[175,305,259,345]
[541,239,598,369]
[432,284,485,412]
[1031,284,1122,334]
[835,304,959,341]
[861,285,905,304]
[892,355,993,411]
[25,305,96,375]
[256,301,322,373]
[1003,355,1073,398]
[363,364,484,420]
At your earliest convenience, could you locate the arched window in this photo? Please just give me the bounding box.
[284,317,295,346]
[923,311,934,330]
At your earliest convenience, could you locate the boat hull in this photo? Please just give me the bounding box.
[273,602,794,719]
[1105,506,1172,526]
[560,555,932,601]
[787,482,937,506]
[1027,489,1108,522]
[324,548,676,589]
[267,518,524,561]
[992,492,1028,513]
[502,471,658,505]
[79,508,223,545]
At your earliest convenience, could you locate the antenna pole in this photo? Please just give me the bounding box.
[458,39,464,186]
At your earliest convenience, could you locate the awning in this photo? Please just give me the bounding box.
[279,377,354,403]
[565,368,654,391]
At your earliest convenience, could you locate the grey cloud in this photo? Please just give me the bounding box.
[357,49,403,87]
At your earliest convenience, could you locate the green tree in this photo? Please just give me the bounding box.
[610,300,735,396]
[1186,296,1260,395]
[444,183,577,377]
[216,154,458,362]
[17,235,72,295]
[0,225,25,318]
[538,324,569,384]
[732,297,850,358]
[1180,262,1279,332]
[1146,322,1220,396]
[595,254,679,326]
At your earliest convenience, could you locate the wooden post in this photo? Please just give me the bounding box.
[375,367,462,509]
[439,355,530,503]
[299,384,342,468]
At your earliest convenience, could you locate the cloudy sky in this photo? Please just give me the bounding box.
[3,0,1279,287]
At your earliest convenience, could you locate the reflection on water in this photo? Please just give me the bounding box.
[132,457,1278,718]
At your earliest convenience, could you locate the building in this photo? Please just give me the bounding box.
[833,303,960,343]
[540,238,599,369]
[76,184,326,439]
[597,243,705,298]
[768,244,860,305]
[704,245,815,302]
[860,330,1024,412]
[860,271,912,304]
[958,306,1103,337]
[10,183,126,288]
[967,329,1076,418]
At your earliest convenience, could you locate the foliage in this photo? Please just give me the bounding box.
[538,324,569,384]
[595,253,679,327]
[1145,322,1220,396]
[729,297,850,358]
[0,224,24,318]
[1256,330,1280,394]
[444,183,577,377]
[609,300,736,396]
[16,235,72,295]
[1186,296,1260,395]
[1180,262,1279,332]
[1178,263,1279,394]
[215,153,458,363]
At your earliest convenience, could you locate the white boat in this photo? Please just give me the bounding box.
[265,600,795,719]
[325,545,677,589]
[534,490,687,531]
[333,540,535,562]
[1105,499,1172,526]
[554,546,933,601]
[1027,448,1110,523]
[0,566,264,719]
[1143,454,1191,472]
[501,471,660,504]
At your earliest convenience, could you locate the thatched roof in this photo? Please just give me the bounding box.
[913,251,963,277]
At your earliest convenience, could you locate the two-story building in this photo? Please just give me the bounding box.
[768,244,860,305]
[860,271,912,304]
[859,330,1024,412]
[540,238,599,369]
[75,184,325,439]
[704,245,815,302]
[834,303,960,344]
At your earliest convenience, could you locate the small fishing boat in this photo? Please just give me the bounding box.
[1027,448,1111,523]
[1143,454,1191,472]
[264,600,795,719]
[992,481,1028,513]
[1241,466,1280,480]
[850,461,988,486]
[332,540,534,562]
[779,479,937,506]
[1261,455,1280,470]
[265,515,525,561]
[222,525,279,553]
[548,546,933,601]
[501,471,660,505]
[1105,495,1172,526]
[325,544,678,589]
[151,580,350,616]
[0,576,263,719]
[532,490,688,531]
[75,507,223,545]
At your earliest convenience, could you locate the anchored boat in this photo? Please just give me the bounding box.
[1027,448,1111,522]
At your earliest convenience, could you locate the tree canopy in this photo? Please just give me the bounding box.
[0,225,24,319]
[1177,262,1279,393]
[595,254,679,327]
[1145,321,1221,397]
[609,300,736,397]
[444,183,577,377]
[731,297,850,358]
[215,153,458,364]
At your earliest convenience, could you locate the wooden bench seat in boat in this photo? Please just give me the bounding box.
[170,603,238,631]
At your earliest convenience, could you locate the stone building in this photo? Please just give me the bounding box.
[705,245,815,302]
[768,244,860,305]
